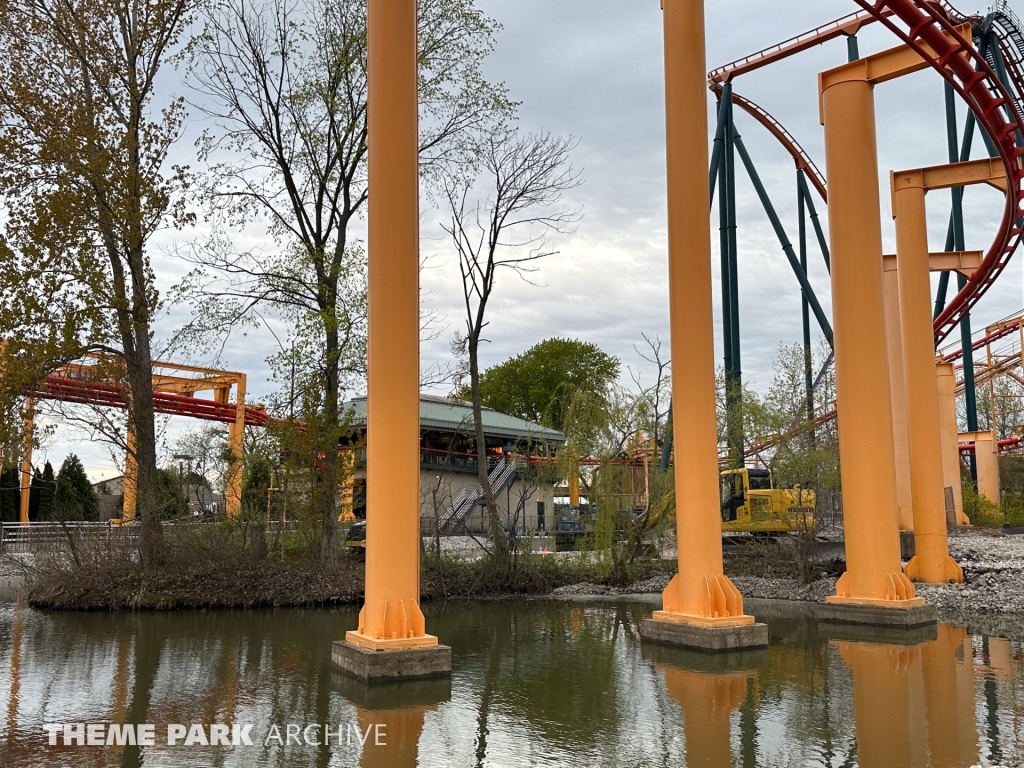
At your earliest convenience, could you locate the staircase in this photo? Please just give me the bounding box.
[438,457,518,532]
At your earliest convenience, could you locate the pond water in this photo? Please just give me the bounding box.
[0,596,1021,767]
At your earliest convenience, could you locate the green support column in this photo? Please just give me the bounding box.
[798,170,815,437]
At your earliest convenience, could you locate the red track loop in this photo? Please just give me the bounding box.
[856,0,1024,343]
[709,84,829,201]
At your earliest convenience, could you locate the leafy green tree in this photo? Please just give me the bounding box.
[241,456,273,516]
[153,468,187,519]
[53,454,98,521]
[471,338,619,429]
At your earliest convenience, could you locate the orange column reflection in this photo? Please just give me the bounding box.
[836,641,927,768]
[355,706,430,768]
[659,664,752,767]
[921,625,979,767]
[5,602,23,743]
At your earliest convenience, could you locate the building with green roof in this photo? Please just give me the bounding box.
[343,394,566,535]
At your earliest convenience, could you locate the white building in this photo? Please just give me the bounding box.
[343,394,566,535]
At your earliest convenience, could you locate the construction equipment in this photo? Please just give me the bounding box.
[344,520,366,556]
[719,468,815,534]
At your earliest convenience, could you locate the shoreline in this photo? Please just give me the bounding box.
[6,528,1024,629]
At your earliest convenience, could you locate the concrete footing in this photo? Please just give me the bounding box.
[331,640,452,683]
[640,618,769,652]
[820,620,938,646]
[331,671,452,709]
[641,637,769,672]
[816,601,937,629]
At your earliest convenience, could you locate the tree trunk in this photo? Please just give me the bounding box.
[107,230,163,566]
[319,324,340,566]
[125,339,163,567]
[469,333,508,565]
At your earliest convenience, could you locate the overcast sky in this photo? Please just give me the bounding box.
[37,0,1024,480]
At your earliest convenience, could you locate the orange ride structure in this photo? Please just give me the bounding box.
[328,0,1024,670]
[697,0,1024,630]
[331,0,453,682]
[638,0,766,651]
[15,356,269,522]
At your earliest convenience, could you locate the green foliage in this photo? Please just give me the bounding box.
[153,468,187,519]
[718,342,840,495]
[420,548,669,598]
[53,455,97,521]
[0,466,18,522]
[470,338,620,428]
[36,461,55,519]
[1001,492,1024,527]
[242,456,274,517]
[962,482,1002,528]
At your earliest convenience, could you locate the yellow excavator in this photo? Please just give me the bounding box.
[719,467,815,533]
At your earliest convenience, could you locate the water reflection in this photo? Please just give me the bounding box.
[0,598,1022,766]
[642,645,765,767]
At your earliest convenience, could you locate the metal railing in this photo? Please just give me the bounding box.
[436,457,519,532]
[0,521,136,554]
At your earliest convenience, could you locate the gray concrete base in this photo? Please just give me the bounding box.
[820,620,938,646]
[816,601,937,629]
[640,618,769,652]
[331,641,452,683]
[641,639,769,672]
[331,672,452,709]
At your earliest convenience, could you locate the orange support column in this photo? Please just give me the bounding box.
[819,72,921,610]
[18,400,34,524]
[568,467,580,508]
[644,0,760,644]
[936,363,968,525]
[882,264,915,530]
[123,426,137,521]
[971,430,1000,505]
[891,174,962,584]
[223,376,246,518]
[338,0,447,671]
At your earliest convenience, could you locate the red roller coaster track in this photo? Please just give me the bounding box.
[709,0,1024,346]
[26,373,273,428]
[714,0,1024,459]
[862,0,1024,344]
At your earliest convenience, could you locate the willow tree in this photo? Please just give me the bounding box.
[0,0,197,563]
[181,0,513,562]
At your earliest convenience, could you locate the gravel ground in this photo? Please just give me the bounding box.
[914,528,1024,638]
[551,529,1024,637]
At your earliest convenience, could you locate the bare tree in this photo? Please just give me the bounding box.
[180,0,513,563]
[444,130,581,566]
[630,333,672,454]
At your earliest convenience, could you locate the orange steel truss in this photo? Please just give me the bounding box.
[16,356,262,522]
